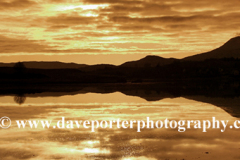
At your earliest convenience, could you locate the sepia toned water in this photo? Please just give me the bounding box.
[0,92,240,160]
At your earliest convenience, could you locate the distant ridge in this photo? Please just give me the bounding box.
[0,61,88,69]
[120,55,177,68]
[183,36,240,61]
[0,37,240,69]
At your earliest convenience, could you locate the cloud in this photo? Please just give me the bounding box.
[0,35,109,54]
[0,35,51,53]
[0,0,240,59]
[0,0,36,10]
[83,0,143,5]
[46,14,96,26]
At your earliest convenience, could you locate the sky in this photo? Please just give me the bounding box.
[0,0,240,65]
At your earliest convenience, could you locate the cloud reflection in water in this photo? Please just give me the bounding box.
[0,93,239,160]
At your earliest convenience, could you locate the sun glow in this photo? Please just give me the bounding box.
[0,0,238,63]
[80,4,109,10]
[80,11,99,17]
[82,148,110,154]
[81,140,100,146]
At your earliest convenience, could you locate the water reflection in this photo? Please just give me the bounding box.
[0,92,240,159]
[14,94,26,105]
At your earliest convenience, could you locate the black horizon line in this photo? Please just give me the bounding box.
[0,36,240,66]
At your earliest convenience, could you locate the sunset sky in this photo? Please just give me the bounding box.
[0,0,240,65]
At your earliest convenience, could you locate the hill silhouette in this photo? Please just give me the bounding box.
[1,37,240,117]
[0,36,240,84]
[1,37,239,70]
[120,55,177,68]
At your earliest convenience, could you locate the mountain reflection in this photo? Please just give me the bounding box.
[0,94,239,160]
[1,83,240,159]
[5,83,240,117]
[14,94,26,105]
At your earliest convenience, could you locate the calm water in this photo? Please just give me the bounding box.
[0,92,240,160]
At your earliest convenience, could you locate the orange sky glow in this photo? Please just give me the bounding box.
[0,0,240,65]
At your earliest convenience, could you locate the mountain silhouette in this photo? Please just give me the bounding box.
[0,37,240,70]
[1,36,240,84]
[120,55,177,68]
[183,36,240,61]
[1,37,240,118]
